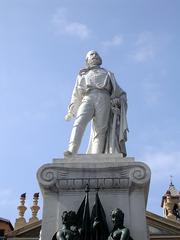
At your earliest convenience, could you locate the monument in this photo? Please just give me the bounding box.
[37,50,151,240]
[64,50,128,157]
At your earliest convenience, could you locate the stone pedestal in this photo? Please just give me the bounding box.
[37,155,151,240]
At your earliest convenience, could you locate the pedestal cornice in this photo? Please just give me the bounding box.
[37,155,150,197]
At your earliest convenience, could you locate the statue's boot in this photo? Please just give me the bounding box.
[64,150,73,157]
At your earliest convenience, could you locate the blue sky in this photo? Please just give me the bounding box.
[0,0,180,224]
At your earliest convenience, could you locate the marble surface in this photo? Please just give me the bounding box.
[64,50,128,156]
[37,155,151,240]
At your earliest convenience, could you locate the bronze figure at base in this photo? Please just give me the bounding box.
[56,211,80,240]
[108,208,133,240]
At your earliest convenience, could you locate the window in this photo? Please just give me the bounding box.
[0,230,4,236]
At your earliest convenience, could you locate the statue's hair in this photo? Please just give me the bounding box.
[62,211,77,226]
[111,208,124,223]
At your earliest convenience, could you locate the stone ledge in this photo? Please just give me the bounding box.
[37,155,150,198]
[53,154,134,163]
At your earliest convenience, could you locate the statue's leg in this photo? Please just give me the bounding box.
[67,98,94,154]
[90,93,110,153]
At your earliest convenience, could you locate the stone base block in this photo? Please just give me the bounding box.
[37,154,151,240]
[14,218,26,230]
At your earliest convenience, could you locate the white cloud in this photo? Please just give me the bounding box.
[132,46,154,62]
[131,31,156,63]
[101,35,124,48]
[52,8,90,40]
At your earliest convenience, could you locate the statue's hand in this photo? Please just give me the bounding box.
[65,112,74,121]
[111,98,120,106]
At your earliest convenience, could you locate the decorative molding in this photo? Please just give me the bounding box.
[37,157,150,192]
[37,165,58,188]
[129,165,151,185]
[56,177,129,190]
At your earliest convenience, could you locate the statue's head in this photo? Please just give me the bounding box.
[85,50,102,67]
[111,208,124,226]
[61,211,77,227]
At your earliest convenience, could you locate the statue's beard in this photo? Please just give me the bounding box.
[87,57,101,67]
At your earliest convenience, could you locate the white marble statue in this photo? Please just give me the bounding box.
[64,50,128,157]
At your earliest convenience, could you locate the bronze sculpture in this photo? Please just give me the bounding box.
[56,211,80,240]
[54,189,133,240]
[108,208,133,240]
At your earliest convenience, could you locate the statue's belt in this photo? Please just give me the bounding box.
[84,88,110,96]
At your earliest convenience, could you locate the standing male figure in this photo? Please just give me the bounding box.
[64,50,128,156]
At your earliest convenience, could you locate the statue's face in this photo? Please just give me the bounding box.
[111,208,124,226]
[86,50,102,67]
[62,211,77,226]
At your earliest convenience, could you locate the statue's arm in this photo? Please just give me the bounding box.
[65,75,83,121]
[56,230,66,240]
[108,72,127,108]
